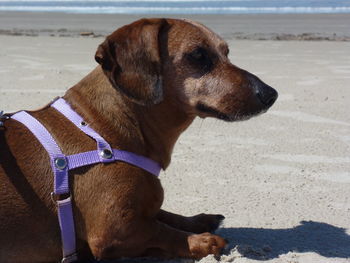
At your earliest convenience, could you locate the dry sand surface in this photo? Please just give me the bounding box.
[0,14,350,263]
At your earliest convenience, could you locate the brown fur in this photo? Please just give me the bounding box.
[0,18,277,262]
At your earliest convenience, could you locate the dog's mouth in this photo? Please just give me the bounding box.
[195,102,266,122]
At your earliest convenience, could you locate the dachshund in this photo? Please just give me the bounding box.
[0,18,277,262]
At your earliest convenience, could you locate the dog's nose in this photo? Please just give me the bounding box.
[256,83,278,107]
[247,72,278,107]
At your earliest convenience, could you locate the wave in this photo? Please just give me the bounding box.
[1,6,350,14]
[0,0,256,2]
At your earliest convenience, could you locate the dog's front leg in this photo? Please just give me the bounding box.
[146,220,227,259]
[88,217,226,260]
[157,209,225,234]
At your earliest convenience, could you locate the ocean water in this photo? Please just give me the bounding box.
[0,0,350,14]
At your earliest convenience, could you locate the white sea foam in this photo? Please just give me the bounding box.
[0,0,255,2]
[0,6,350,14]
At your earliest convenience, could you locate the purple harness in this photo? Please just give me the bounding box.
[10,98,161,263]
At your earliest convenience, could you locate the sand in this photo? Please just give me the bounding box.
[0,13,350,263]
[1,12,350,40]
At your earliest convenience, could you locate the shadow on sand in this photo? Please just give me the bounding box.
[99,220,350,262]
[216,220,350,260]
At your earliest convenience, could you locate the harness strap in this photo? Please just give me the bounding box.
[12,111,77,262]
[51,98,161,175]
[11,111,63,157]
[67,149,161,176]
[10,98,161,263]
[57,197,78,263]
[52,98,113,163]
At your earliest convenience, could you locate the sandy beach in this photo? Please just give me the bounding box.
[1,12,350,41]
[0,13,350,263]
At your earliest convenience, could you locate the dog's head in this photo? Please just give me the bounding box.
[95,18,278,121]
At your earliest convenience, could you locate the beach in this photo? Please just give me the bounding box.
[0,12,350,263]
[1,12,350,41]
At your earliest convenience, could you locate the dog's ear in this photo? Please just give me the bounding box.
[95,18,167,105]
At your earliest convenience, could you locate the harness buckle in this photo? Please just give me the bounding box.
[100,148,113,159]
[61,252,78,263]
[54,157,68,170]
[51,192,71,204]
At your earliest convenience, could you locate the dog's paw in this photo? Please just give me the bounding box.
[189,213,225,233]
[188,232,227,259]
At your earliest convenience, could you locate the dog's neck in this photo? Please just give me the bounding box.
[64,66,194,169]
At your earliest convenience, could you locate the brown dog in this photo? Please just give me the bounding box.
[0,18,277,262]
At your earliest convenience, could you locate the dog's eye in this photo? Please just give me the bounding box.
[186,47,213,73]
[188,48,206,61]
